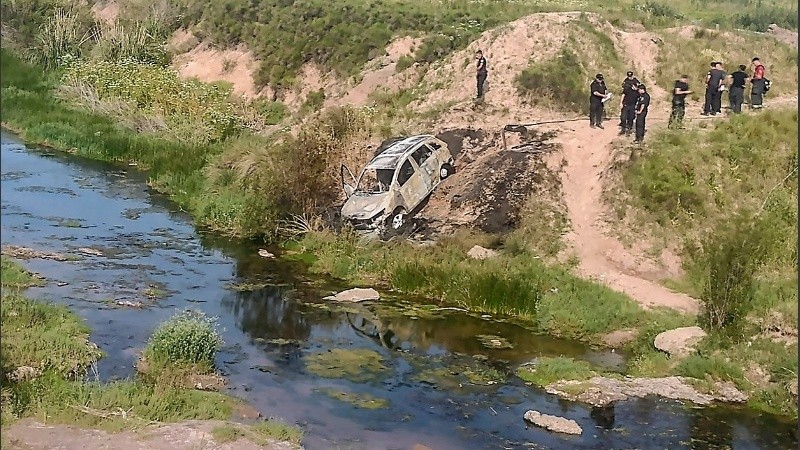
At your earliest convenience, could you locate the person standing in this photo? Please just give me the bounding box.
[669,75,692,129]
[475,50,488,99]
[711,62,726,114]
[750,57,766,109]
[634,84,650,144]
[589,73,607,129]
[619,71,640,136]
[702,62,716,116]
[728,64,749,114]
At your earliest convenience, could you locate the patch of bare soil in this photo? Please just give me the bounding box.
[767,23,798,47]
[171,39,266,100]
[415,127,560,236]
[91,0,119,25]
[547,122,699,313]
[3,419,298,450]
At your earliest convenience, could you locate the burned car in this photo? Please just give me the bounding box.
[340,135,455,235]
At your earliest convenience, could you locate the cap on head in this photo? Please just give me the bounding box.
[596,73,604,80]
[626,71,634,77]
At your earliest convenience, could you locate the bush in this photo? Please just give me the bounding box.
[143,310,223,369]
[697,212,775,335]
[515,49,587,114]
[395,55,414,72]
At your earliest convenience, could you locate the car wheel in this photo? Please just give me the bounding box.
[381,208,409,240]
[440,163,453,180]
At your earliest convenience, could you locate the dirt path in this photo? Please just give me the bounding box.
[552,123,700,314]
[3,419,297,450]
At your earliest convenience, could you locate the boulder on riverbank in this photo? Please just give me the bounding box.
[323,288,380,302]
[545,375,748,408]
[654,326,707,357]
[467,245,499,260]
[523,410,582,435]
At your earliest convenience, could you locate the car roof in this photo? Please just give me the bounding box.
[365,135,435,169]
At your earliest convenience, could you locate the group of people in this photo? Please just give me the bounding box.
[471,50,770,144]
[589,71,651,143]
[586,57,769,143]
[699,57,768,116]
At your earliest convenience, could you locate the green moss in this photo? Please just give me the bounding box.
[316,388,390,409]
[305,348,388,383]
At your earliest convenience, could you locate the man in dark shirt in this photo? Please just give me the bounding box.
[669,75,692,129]
[475,50,488,99]
[589,73,607,129]
[728,64,749,114]
[634,85,650,144]
[702,61,726,115]
[619,71,640,136]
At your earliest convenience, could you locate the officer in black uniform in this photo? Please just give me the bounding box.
[619,71,640,136]
[634,84,650,144]
[589,73,607,129]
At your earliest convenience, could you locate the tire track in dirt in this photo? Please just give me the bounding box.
[552,123,700,314]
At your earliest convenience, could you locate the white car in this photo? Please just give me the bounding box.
[340,135,455,235]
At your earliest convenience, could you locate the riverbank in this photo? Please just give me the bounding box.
[288,231,798,419]
[0,258,303,449]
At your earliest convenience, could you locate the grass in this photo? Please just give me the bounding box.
[0,259,303,442]
[295,230,692,342]
[516,357,600,387]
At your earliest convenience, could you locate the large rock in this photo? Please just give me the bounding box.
[468,245,499,260]
[545,375,748,408]
[654,326,707,357]
[523,410,582,435]
[324,288,380,303]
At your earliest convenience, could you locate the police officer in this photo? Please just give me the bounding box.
[589,73,607,129]
[634,84,650,144]
[619,71,640,136]
[475,50,488,99]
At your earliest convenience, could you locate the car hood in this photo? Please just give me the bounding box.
[341,193,390,220]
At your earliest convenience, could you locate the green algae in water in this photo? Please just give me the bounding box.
[305,348,388,383]
[413,356,505,389]
[476,334,514,349]
[316,388,390,409]
[226,281,271,292]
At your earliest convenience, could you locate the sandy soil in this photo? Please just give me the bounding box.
[3,419,298,450]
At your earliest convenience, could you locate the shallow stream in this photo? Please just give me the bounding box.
[1,130,796,449]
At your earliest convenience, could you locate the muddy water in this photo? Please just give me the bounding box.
[1,130,797,450]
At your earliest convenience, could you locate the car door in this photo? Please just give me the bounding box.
[394,157,430,210]
[411,143,439,186]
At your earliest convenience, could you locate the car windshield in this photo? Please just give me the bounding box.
[355,168,393,194]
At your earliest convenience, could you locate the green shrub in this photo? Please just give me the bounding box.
[516,357,599,386]
[696,212,775,335]
[143,310,223,369]
[395,55,414,72]
[516,49,587,114]
[28,9,93,69]
[253,99,289,125]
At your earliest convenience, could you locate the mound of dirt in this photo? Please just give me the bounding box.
[416,127,559,235]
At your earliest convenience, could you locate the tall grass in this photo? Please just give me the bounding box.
[298,230,688,341]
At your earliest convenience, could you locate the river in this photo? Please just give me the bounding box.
[1,130,796,449]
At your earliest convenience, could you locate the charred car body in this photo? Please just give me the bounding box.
[340,135,455,235]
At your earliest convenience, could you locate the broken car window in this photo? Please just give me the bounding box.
[411,145,433,166]
[356,168,393,194]
[397,160,415,186]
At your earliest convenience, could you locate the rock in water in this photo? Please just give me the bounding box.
[468,245,499,260]
[324,288,380,302]
[654,326,707,357]
[523,410,582,435]
[257,249,275,258]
